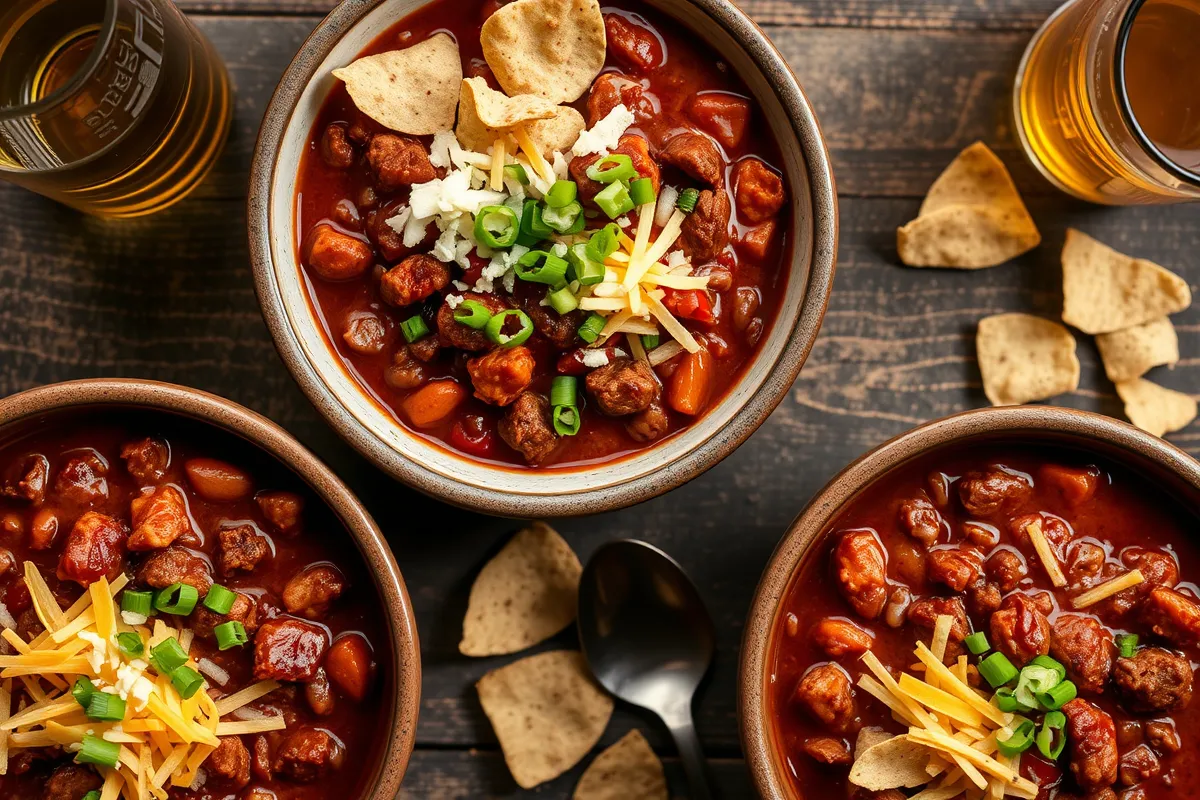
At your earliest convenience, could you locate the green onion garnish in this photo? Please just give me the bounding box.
[76,734,120,768]
[964,632,989,655]
[978,652,1018,688]
[515,250,570,285]
[504,163,529,185]
[997,719,1036,757]
[541,201,585,234]
[1036,711,1067,759]
[86,691,126,722]
[1037,680,1077,711]
[1015,664,1061,709]
[577,313,607,344]
[546,285,579,315]
[400,315,430,343]
[116,631,144,659]
[546,180,578,208]
[594,181,634,219]
[992,687,1031,713]
[72,677,95,709]
[552,406,582,436]
[203,584,237,615]
[454,300,494,330]
[121,590,153,618]
[149,638,188,676]
[214,620,249,651]
[170,665,205,700]
[474,205,520,249]
[1117,633,1139,659]
[550,376,578,408]
[485,309,534,348]
[518,199,553,245]
[585,153,638,184]
[585,223,621,263]
[82,792,101,800]
[566,243,606,286]
[153,583,198,616]
[1028,655,1066,681]
[641,334,660,350]
[629,177,656,207]
[676,187,700,213]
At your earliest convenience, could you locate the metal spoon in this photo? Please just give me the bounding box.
[577,539,716,800]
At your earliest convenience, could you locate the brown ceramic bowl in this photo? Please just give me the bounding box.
[738,405,1200,800]
[0,378,421,799]
[247,0,838,517]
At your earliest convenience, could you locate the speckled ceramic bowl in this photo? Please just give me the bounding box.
[247,0,837,517]
[739,406,1200,800]
[0,379,420,799]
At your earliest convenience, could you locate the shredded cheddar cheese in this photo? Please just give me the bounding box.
[1072,568,1144,609]
[1025,520,1067,588]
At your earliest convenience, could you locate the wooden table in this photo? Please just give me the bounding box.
[3,0,1198,795]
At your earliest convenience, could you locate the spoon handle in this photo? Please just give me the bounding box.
[667,714,713,800]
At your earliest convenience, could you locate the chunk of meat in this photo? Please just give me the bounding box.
[121,438,169,484]
[928,548,983,592]
[737,219,778,261]
[833,530,888,620]
[1063,698,1119,789]
[252,735,272,782]
[3,455,49,503]
[811,618,873,657]
[127,485,191,550]
[57,512,128,586]
[497,392,558,465]
[29,508,59,550]
[274,729,342,782]
[365,199,412,263]
[793,664,856,733]
[512,283,583,349]
[659,131,724,186]
[366,133,435,191]
[467,346,534,406]
[185,458,253,502]
[218,524,270,574]
[1141,587,1200,647]
[408,336,440,363]
[1118,744,1160,787]
[283,565,346,620]
[256,491,303,535]
[254,618,329,682]
[192,591,258,639]
[897,494,943,547]
[966,580,1003,619]
[986,549,1028,592]
[342,312,388,355]
[1113,648,1193,712]
[679,188,731,261]
[626,401,670,443]
[1122,548,1179,593]
[586,357,658,416]
[1041,464,1101,506]
[686,91,751,150]
[379,254,450,307]
[437,292,508,351]
[320,122,355,169]
[43,763,103,800]
[1143,720,1179,754]
[303,223,374,281]
[208,736,251,789]
[732,158,786,223]
[602,13,662,73]
[908,597,970,646]
[1051,615,1114,694]
[990,593,1051,665]
[570,134,660,206]
[803,736,852,765]
[326,634,373,701]
[1069,541,1107,586]
[586,73,648,126]
[137,546,211,596]
[957,467,1031,516]
[55,453,108,505]
[964,522,1000,548]
[384,348,428,391]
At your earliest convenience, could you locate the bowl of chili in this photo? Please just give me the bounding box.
[0,379,420,800]
[740,405,1200,800]
[247,0,837,516]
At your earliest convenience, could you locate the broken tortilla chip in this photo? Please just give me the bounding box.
[525,106,587,158]
[855,727,893,760]
[897,142,1041,269]
[481,0,607,104]
[976,313,1080,406]
[333,33,461,135]
[459,521,582,657]
[849,735,932,791]
[1115,378,1197,437]
[573,730,667,800]
[1096,317,1179,383]
[1060,228,1191,334]
[477,650,614,789]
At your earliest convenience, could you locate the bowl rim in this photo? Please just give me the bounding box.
[0,378,421,800]
[737,405,1200,800]
[246,0,839,517]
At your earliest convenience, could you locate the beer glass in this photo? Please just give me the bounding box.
[0,0,233,217]
[1013,0,1200,204]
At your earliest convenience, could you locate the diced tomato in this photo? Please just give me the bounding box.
[449,416,496,459]
[662,288,715,323]
[460,252,488,287]
[686,92,751,150]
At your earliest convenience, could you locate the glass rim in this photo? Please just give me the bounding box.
[0,0,119,122]
[1114,0,1200,187]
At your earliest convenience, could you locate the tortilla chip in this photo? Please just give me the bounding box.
[855,727,893,760]
[1060,229,1191,334]
[333,34,461,135]
[976,313,1080,406]
[481,0,607,104]
[477,650,614,789]
[525,106,587,158]
[1096,317,1179,383]
[849,735,931,791]
[459,521,582,657]
[573,730,667,800]
[897,142,1040,269]
[1116,379,1197,437]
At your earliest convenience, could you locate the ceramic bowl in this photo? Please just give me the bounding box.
[0,379,421,799]
[247,0,838,517]
[738,405,1200,800]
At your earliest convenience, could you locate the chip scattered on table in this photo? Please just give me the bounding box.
[333,33,462,135]
[1060,228,1191,335]
[481,0,607,104]
[1115,378,1197,438]
[1095,317,1179,383]
[849,734,933,791]
[460,521,582,657]
[572,730,667,800]
[477,650,614,788]
[976,313,1080,406]
[896,142,1041,269]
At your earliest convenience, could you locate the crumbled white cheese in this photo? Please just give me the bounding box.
[572,104,635,158]
[410,169,506,220]
[667,249,689,269]
[79,630,107,674]
[129,676,155,711]
[120,610,148,627]
[552,150,570,181]
[551,242,568,258]
[445,294,464,309]
[452,280,470,291]
[581,350,611,368]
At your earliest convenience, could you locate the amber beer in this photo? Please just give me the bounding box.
[1014,0,1200,204]
[0,0,232,217]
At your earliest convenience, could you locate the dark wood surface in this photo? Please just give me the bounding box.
[3,1,1199,797]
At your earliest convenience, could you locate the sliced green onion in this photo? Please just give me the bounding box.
[541,201,584,234]
[677,187,700,213]
[992,687,1033,713]
[552,405,582,436]
[214,620,249,651]
[1036,711,1067,759]
[629,177,656,207]
[170,665,205,700]
[641,334,660,350]
[203,584,236,615]
[1028,655,1067,682]
[121,590,153,618]
[577,313,607,344]
[1117,633,1139,659]
[149,638,189,676]
[72,677,95,709]
[585,153,638,184]
[997,719,1036,757]
[1015,665,1061,709]
[82,792,101,800]
[1037,680,1078,711]
[567,243,606,286]
[964,632,990,655]
[504,163,529,185]
[485,309,534,348]
[86,691,126,722]
[550,376,578,408]
[153,583,198,616]
[401,315,430,343]
[76,734,120,768]
[474,205,520,249]
[546,180,578,208]
[454,299,494,330]
[515,250,569,285]
[546,285,579,315]
[518,199,553,244]
[594,181,634,219]
[585,223,621,263]
[979,652,1019,688]
[116,631,144,659]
